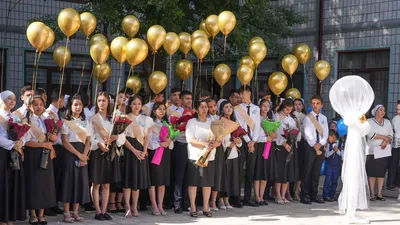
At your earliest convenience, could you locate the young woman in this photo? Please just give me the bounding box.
[254,99,275,205]
[293,98,306,201]
[89,92,125,221]
[22,95,57,224]
[0,91,26,225]
[391,101,400,200]
[122,95,152,218]
[218,100,241,209]
[273,99,300,204]
[186,100,219,217]
[148,102,173,216]
[59,94,91,223]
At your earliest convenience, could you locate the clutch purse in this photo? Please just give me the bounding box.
[40,149,50,169]
[9,150,21,170]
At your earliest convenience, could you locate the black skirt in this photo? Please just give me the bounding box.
[0,148,26,223]
[297,138,307,181]
[221,157,240,196]
[58,142,90,204]
[53,144,64,198]
[24,147,56,210]
[212,146,225,191]
[148,147,171,186]
[89,146,121,185]
[253,142,268,181]
[274,144,299,183]
[186,160,215,187]
[366,155,388,178]
[122,137,151,190]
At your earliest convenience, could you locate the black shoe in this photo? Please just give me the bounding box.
[386,186,396,191]
[261,200,268,206]
[43,209,57,217]
[243,199,259,207]
[376,196,386,201]
[323,196,334,202]
[174,207,183,214]
[300,197,311,204]
[139,204,148,211]
[311,196,325,204]
[182,205,190,212]
[203,211,212,217]
[190,211,198,217]
[51,206,64,214]
[84,204,96,213]
[232,202,243,208]
[103,213,113,220]
[265,195,275,201]
[94,213,105,221]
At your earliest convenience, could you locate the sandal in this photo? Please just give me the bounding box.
[203,211,212,217]
[29,216,39,225]
[124,210,132,219]
[218,200,226,209]
[275,198,285,205]
[190,211,198,217]
[107,203,118,214]
[283,198,290,204]
[71,211,84,222]
[63,213,75,223]
[116,201,125,213]
[376,196,386,201]
[38,216,47,225]
[151,207,161,216]
[370,197,376,201]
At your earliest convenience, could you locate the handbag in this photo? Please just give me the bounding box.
[9,150,21,170]
[40,149,50,169]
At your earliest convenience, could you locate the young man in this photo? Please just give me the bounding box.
[13,85,33,120]
[229,89,241,107]
[35,87,48,106]
[301,95,329,204]
[233,85,261,207]
[168,88,183,116]
[142,92,165,116]
[172,90,192,213]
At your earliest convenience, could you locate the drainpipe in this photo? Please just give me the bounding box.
[316,0,324,95]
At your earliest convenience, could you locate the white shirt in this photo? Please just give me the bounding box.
[21,114,48,144]
[222,134,242,159]
[90,113,126,151]
[392,115,400,148]
[208,114,219,121]
[303,111,329,147]
[234,103,261,143]
[84,108,94,121]
[13,104,28,118]
[274,113,300,146]
[125,114,154,139]
[0,108,20,150]
[325,140,343,158]
[366,118,393,155]
[61,117,92,143]
[169,104,184,115]
[142,101,155,116]
[293,111,306,138]
[185,118,216,161]
[148,119,174,150]
[43,104,62,145]
[257,116,269,143]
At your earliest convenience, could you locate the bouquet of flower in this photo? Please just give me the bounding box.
[281,123,300,165]
[261,119,281,159]
[107,115,132,161]
[8,118,31,170]
[231,126,247,140]
[44,118,63,134]
[170,108,195,132]
[151,125,169,166]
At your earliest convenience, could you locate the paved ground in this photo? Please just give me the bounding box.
[15,198,400,225]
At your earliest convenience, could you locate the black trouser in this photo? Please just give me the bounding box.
[387,148,400,188]
[301,144,325,199]
[171,141,189,208]
[244,148,256,201]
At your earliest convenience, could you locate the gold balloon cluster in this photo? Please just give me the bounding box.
[26,22,55,52]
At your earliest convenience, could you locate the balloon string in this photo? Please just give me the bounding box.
[211,37,215,97]
[223,36,227,57]
[255,67,258,103]
[93,78,99,106]
[169,55,172,99]
[87,69,94,97]
[291,75,294,88]
[107,63,123,149]
[124,66,133,97]
[59,37,69,102]
[152,52,156,73]
[303,64,306,100]
[77,38,89,94]
[32,51,38,91]
[182,81,185,90]
[33,52,41,92]
[194,58,200,104]
[220,85,223,99]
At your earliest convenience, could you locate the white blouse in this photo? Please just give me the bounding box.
[61,117,92,143]
[0,108,20,150]
[274,113,301,146]
[21,114,48,144]
[293,111,306,138]
[90,113,126,151]
[392,115,400,148]
[185,117,216,161]
[257,116,269,143]
[148,119,174,150]
[366,118,393,155]
[125,114,154,139]
[222,134,242,159]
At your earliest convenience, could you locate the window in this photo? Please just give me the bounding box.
[24,50,93,99]
[0,48,6,91]
[338,49,390,108]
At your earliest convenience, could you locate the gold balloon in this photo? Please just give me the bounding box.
[110,36,128,64]
[249,42,267,66]
[293,43,311,65]
[38,26,55,52]
[218,11,236,36]
[176,59,193,81]
[314,60,331,81]
[282,54,299,77]
[178,32,191,55]
[199,21,211,37]
[285,88,301,99]
[192,36,210,60]
[93,63,111,83]
[90,34,108,45]
[126,76,142,94]
[239,56,256,71]
[214,64,231,86]
[147,25,166,52]
[26,21,49,50]
[148,71,167,94]
[268,72,288,96]
[237,64,254,85]
[249,36,264,46]
[192,30,209,40]
[90,41,110,65]
[53,46,71,69]
[205,14,219,38]
[125,38,149,67]
[122,15,140,38]
[163,32,180,56]
[79,12,96,37]
[58,8,80,37]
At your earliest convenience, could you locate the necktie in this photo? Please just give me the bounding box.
[57,111,62,120]
[316,115,320,143]
[247,105,251,137]
[38,117,46,132]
